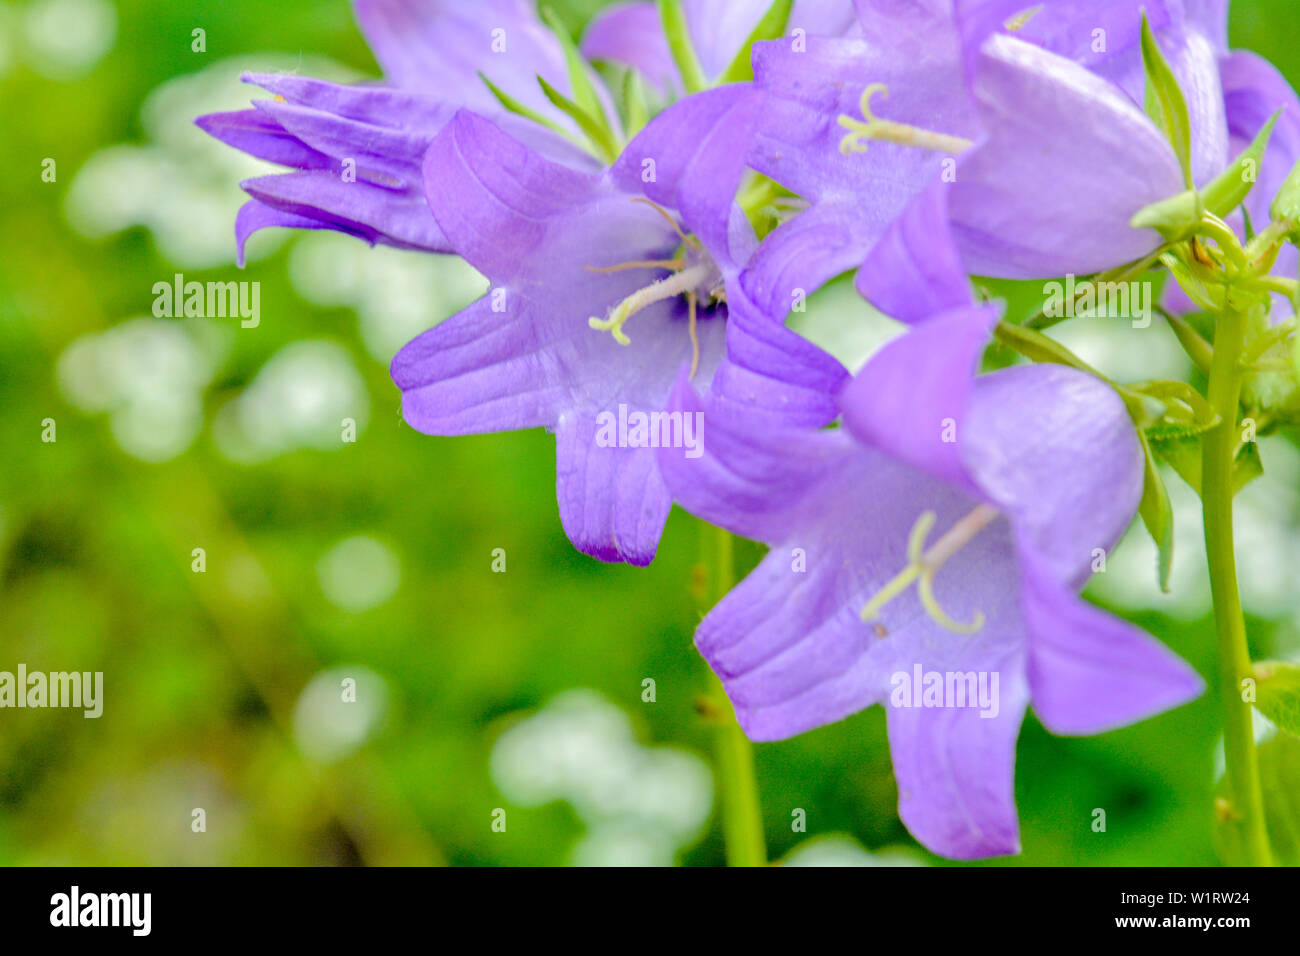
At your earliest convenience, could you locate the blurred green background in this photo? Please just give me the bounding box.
[2,0,1299,866]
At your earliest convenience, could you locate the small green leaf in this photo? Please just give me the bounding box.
[1234,440,1264,493]
[1149,431,1263,496]
[1137,430,1174,592]
[1254,661,1300,738]
[718,0,793,84]
[1131,380,1219,430]
[657,0,709,93]
[1214,732,1300,866]
[1141,13,1194,190]
[536,74,621,164]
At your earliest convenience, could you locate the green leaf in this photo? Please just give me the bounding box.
[536,74,621,164]
[657,0,709,93]
[1136,430,1174,592]
[540,6,611,136]
[1132,112,1280,239]
[1214,732,1300,866]
[1149,431,1263,496]
[1141,13,1194,190]
[718,0,793,84]
[1254,661,1300,738]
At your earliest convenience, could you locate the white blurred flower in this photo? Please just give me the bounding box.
[213,340,369,462]
[288,232,487,363]
[21,0,115,80]
[491,690,712,866]
[292,667,388,764]
[317,536,401,612]
[56,317,221,462]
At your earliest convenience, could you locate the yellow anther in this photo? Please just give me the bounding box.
[1004,5,1042,32]
[837,83,974,157]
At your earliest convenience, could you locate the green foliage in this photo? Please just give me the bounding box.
[1214,733,1300,865]
[1253,662,1300,738]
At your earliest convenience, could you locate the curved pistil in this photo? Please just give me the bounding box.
[837,84,974,157]
[860,504,999,634]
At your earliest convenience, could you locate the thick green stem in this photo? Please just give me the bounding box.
[704,525,767,867]
[1201,306,1273,866]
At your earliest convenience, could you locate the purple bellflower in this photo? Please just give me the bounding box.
[738,0,1294,320]
[657,301,1204,858]
[196,0,611,265]
[392,88,846,566]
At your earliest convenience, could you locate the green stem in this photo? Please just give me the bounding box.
[1201,305,1273,866]
[704,525,767,867]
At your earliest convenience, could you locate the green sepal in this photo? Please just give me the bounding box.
[1270,157,1300,234]
[539,6,614,139]
[718,0,793,84]
[1132,112,1281,239]
[657,0,709,93]
[479,71,577,144]
[1141,13,1195,189]
[1136,430,1175,593]
[536,74,621,164]
[623,69,649,140]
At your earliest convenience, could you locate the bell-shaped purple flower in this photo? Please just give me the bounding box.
[196,0,606,264]
[657,308,1204,858]
[739,0,1280,317]
[392,88,846,565]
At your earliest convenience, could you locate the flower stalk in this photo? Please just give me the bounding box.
[1201,304,1273,866]
[701,524,767,867]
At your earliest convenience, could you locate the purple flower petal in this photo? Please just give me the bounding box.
[855,179,971,323]
[740,202,877,319]
[951,34,1185,277]
[1020,540,1205,735]
[241,169,449,253]
[352,0,570,118]
[391,297,568,434]
[612,85,764,262]
[963,363,1145,588]
[555,414,673,567]
[886,666,1027,859]
[234,200,342,267]
[840,305,1000,493]
[196,108,331,169]
[709,289,849,428]
[581,2,677,94]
